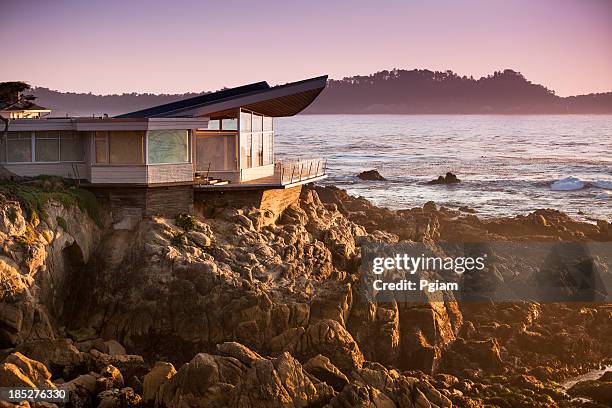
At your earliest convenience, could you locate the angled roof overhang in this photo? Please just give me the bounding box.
[116,75,327,119]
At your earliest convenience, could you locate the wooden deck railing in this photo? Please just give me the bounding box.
[275,158,327,185]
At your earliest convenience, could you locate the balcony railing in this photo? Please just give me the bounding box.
[275,158,327,185]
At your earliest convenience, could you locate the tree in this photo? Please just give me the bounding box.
[0,81,35,142]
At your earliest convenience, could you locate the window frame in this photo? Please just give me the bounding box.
[146,129,191,165]
[4,132,34,164]
[34,130,61,163]
[2,131,86,164]
[238,109,274,169]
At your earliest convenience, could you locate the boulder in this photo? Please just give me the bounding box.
[142,361,176,403]
[568,379,612,405]
[304,354,349,391]
[357,170,386,181]
[427,172,461,185]
[0,352,55,389]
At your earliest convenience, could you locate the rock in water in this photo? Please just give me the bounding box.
[357,169,386,181]
[427,172,461,185]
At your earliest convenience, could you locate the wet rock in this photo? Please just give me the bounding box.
[427,172,461,185]
[568,379,612,405]
[357,170,386,181]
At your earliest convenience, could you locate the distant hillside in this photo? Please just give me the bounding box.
[305,69,612,114]
[31,69,612,116]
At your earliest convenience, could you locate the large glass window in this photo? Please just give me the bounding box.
[35,131,60,162]
[252,132,263,167]
[6,132,32,163]
[109,131,144,164]
[240,111,251,132]
[196,134,236,172]
[94,131,145,164]
[240,132,252,168]
[263,116,273,131]
[207,120,220,130]
[95,132,108,163]
[252,114,263,132]
[239,110,274,169]
[147,130,189,164]
[60,131,84,161]
[222,118,237,130]
[263,132,274,165]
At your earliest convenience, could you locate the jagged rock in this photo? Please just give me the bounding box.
[427,172,461,185]
[441,338,502,374]
[142,361,176,403]
[96,364,124,392]
[568,379,612,405]
[357,170,386,181]
[103,340,127,356]
[156,346,334,408]
[216,341,262,366]
[327,383,395,407]
[304,354,349,391]
[61,372,99,395]
[14,338,84,370]
[296,319,364,372]
[0,352,55,389]
[97,387,142,408]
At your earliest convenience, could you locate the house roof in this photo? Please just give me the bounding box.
[116,75,327,119]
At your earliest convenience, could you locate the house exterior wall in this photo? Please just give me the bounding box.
[2,163,89,179]
[147,163,193,184]
[90,166,148,184]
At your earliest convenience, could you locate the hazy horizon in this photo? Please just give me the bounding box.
[2,0,611,96]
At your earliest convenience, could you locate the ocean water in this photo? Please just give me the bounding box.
[274,115,612,221]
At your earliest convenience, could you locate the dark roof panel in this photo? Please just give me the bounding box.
[115,75,328,119]
[115,81,270,118]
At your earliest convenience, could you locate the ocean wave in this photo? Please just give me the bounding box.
[550,177,612,191]
[551,177,585,191]
[592,180,612,190]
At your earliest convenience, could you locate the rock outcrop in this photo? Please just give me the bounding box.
[0,179,610,407]
[356,170,386,181]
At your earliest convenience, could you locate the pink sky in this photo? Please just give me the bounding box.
[2,0,611,96]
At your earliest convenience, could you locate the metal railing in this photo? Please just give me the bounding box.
[275,158,327,185]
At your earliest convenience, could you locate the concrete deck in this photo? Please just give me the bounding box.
[193,174,327,191]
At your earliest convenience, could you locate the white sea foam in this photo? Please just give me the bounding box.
[595,191,611,199]
[550,177,585,191]
[592,180,612,190]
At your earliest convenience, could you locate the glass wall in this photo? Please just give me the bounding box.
[240,132,252,169]
[1,131,84,163]
[239,110,273,169]
[94,131,145,164]
[5,132,32,163]
[195,134,236,171]
[147,130,190,164]
[35,131,60,162]
[60,131,84,161]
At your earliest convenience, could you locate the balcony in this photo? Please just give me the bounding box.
[194,157,327,190]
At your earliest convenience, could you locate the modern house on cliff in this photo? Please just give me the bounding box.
[1,76,328,221]
[2,76,327,188]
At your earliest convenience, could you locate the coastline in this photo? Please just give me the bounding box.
[0,179,610,407]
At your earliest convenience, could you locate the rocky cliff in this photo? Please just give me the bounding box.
[0,179,610,407]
